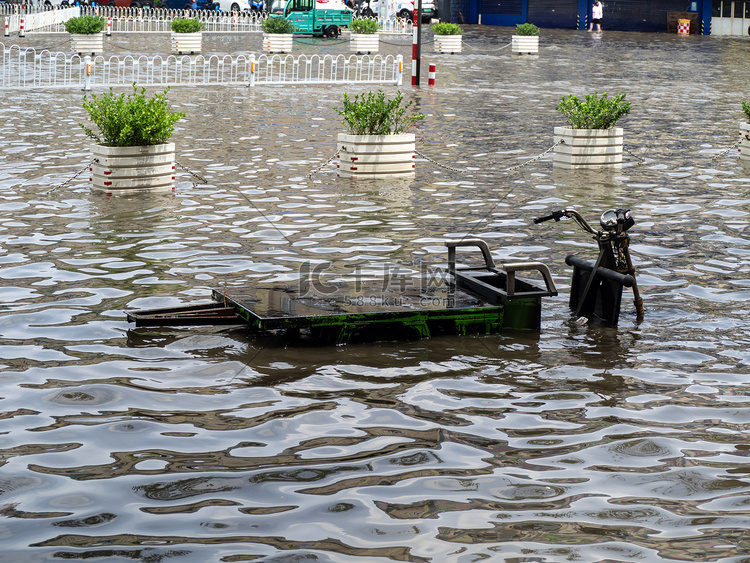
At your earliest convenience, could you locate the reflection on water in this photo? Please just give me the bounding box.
[1,26,750,562]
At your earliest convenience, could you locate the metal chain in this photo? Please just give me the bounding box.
[46,159,97,194]
[710,136,743,162]
[463,41,511,51]
[623,146,645,165]
[414,148,467,173]
[175,160,208,184]
[307,148,342,180]
[504,140,561,172]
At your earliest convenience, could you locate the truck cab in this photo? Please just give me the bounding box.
[269,0,353,37]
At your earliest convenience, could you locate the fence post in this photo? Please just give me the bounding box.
[83,55,91,91]
[428,63,435,86]
[248,53,255,86]
[4,17,8,37]
[19,17,25,37]
[106,16,111,36]
[396,54,403,86]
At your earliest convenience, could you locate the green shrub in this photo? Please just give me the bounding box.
[64,15,106,35]
[515,22,539,36]
[556,92,631,129]
[171,18,204,33]
[432,22,461,35]
[743,101,750,122]
[350,18,379,34]
[261,16,296,34]
[80,84,185,147]
[336,90,424,135]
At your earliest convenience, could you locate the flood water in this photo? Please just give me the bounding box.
[2,25,750,562]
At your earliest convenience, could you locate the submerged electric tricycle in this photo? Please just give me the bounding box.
[534,207,644,327]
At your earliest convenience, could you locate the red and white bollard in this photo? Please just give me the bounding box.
[428,63,435,86]
[4,17,9,37]
[411,25,418,86]
[106,16,112,36]
[19,17,25,37]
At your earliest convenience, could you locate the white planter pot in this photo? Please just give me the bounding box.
[511,34,539,55]
[263,33,294,53]
[434,34,462,54]
[171,31,202,54]
[71,32,104,55]
[350,34,379,54]
[337,133,415,178]
[740,122,750,162]
[553,127,623,169]
[90,143,176,195]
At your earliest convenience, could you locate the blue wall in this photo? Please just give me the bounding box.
[467,0,711,35]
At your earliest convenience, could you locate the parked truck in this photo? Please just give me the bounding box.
[268,0,353,37]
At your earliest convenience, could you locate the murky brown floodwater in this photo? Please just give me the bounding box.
[1,24,750,563]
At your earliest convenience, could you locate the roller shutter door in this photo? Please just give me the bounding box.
[479,0,522,15]
[527,0,578,29]
[598,0,694,32]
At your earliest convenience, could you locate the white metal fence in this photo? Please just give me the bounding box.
[25,14,265,33]
[0,42,403,88]
[3,7,80,35]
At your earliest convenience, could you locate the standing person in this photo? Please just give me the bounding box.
[589,0,603,32]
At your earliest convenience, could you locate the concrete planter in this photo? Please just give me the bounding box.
[740,122,750,162]
[90,143,176,195]
[71,32,104,55]
[350,33,379,54]
[434,34,462,54]
[553,127,623,169]
[337,133,415,178]
[511,34,539,55]
[263,33,294,53]
[171,31,203,54]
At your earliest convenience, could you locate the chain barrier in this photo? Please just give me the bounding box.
[380,38,424,46]
[463,41,511,52]
[710,136,743,162]
[414,148,467,173]
[175,160,208,184]
[45,159,96,194]
[504,140,561,172]
[307,148,342,179]
[623,146,645,165]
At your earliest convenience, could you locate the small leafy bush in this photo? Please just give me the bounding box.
[64,15,106,34]
[742,101,750,122]
[556,92,631,129]
[350,18,379,34]
[80,84,185,147]
[261,16,296,34]
[515,22,539,36]
[171,18,204,33]
[432,22,461,35]
[337,90,424,135]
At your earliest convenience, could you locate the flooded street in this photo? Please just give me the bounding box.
[1,25,750,562]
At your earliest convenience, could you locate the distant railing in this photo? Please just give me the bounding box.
[26,14,264,33]
[0,43,403,88]
[3,7,80,35]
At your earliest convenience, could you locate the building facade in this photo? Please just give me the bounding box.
[457,0,750,37]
